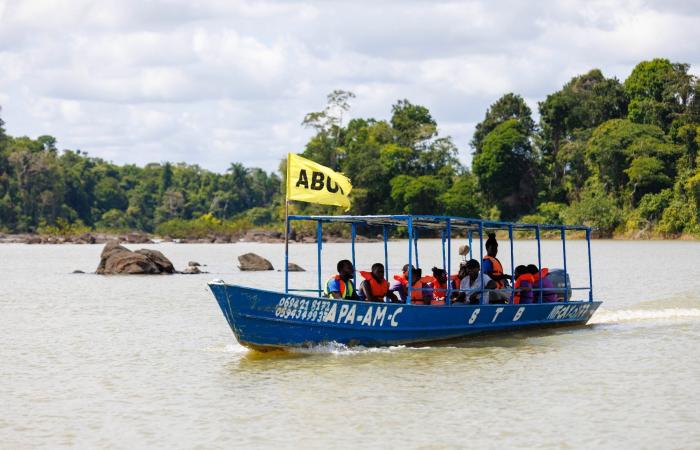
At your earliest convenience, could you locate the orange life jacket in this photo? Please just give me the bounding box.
[513,273,535,305]
[359,271,389,300]
[483,256,505,289]
[393,274,433,305]
[428,275,460,301]
[532,267,549,284]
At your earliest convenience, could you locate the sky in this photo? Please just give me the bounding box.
[0,0,698,173]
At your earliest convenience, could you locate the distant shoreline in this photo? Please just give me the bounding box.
[1,230,695,244]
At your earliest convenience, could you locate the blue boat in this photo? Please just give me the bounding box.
[208,215,602,350]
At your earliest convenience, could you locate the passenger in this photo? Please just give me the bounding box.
[324,259,359,300]
[527,264,558,303]
[513,265,535,304]
[429,267,459,305]
[458,259,499,305]
[482,233,512,290]
[389,264,434,305]
[358,263,399,303]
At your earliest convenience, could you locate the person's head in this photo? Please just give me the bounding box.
[371,262,385,280]
[465,259,480,277]
[515,265,528,278]
[401,263,413,275]
[485,232,498,257]
[526,264,539,275]
[432,266,447,283]
[337,259,354,278]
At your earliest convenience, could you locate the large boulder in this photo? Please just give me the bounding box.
[96,241,175,275]
[237,253,274,271]
[135,249,175,273]
[287,262,305,272]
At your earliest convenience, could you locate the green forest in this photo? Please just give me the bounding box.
[1,58,699,238]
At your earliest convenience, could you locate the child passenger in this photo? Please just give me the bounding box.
[359,263,399,303]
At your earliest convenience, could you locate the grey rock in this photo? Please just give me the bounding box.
[237,253,274,271]
[287,262,305,272]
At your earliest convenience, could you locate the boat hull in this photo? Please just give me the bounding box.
[208,282,602,350]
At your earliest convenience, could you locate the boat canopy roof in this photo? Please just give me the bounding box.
[287,214,590,232]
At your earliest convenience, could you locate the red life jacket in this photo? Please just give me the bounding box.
[393,274,433,305]
[513,273,535,305]
[359,271,388,300]
[428,274,459,303]
[483,256,505,289]
[532,267,549,284]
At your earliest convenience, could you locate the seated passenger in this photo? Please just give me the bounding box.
[359,263,399,303]
[323,259,359,300]
[428,267,459,305]
[527,264,558,303]
[513,265,535,304]
[458,259,499,305]
[482,233,512,290]
[389,264,434,305]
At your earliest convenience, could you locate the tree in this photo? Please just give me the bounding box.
[624,58,697,132]
[390,99,437,148]
[472,93,535,154]
[472,119,535,218]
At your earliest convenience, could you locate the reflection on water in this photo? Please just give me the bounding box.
[1,241,699,449]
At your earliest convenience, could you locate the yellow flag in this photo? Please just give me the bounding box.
[286,153,352,210]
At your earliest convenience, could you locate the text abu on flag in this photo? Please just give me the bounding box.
[286,153,352,210]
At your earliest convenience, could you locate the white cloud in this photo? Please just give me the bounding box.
[0,0,698,172]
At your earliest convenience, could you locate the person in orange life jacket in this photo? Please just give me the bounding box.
[359,263,399,303]
[457,259,499,304]
[429,267,460,305]
[389,264,434,305]
[526,264,558,302]
[482,233,512,289]
[324,259,359,300]
[512,265,535,304]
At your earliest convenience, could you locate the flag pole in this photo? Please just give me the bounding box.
[284,154,291,294]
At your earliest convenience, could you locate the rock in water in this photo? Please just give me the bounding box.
[287,262,305,272]
[237,253,274,271]
[188,261,201,267]
[135,249,175,273]
[182,266,201,274]
[96,240,175,275]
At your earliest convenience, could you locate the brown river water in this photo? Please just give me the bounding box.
[1,240,699,449]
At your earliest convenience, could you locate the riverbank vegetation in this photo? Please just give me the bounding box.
[1,58,698,239]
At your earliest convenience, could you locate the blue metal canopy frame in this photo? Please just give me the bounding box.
[284,214,594,305]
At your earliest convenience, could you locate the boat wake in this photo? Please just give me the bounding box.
[590,307,700,325]
[291,342,425,355]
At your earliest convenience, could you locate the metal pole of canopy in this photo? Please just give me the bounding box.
[383,225,389,279]
[317,220,323,297]
[478,221,484,305]
[561,227,569,302]
[351,222,357,282]
[468,230,473,259]
[284,201,290,294]
[441,229,446,271]
[586,228,593,302]
[446,218,452,306]
[536,225,543,304]
[414,228,419,268]
[407,217,413,305]
[509,224,515,302]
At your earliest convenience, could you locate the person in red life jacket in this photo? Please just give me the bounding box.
[482,232,512,303]
[389,264,434,305]
[526,264,558,302]
[512,265,535,304]
[482,232,512,288]
[358,263,399,303]
[428,267,460,305]
[323,259,359,300]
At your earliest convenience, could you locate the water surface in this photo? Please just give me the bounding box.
[1,240,699,449]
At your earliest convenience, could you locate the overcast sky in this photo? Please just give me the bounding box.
[0,0,698,173]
